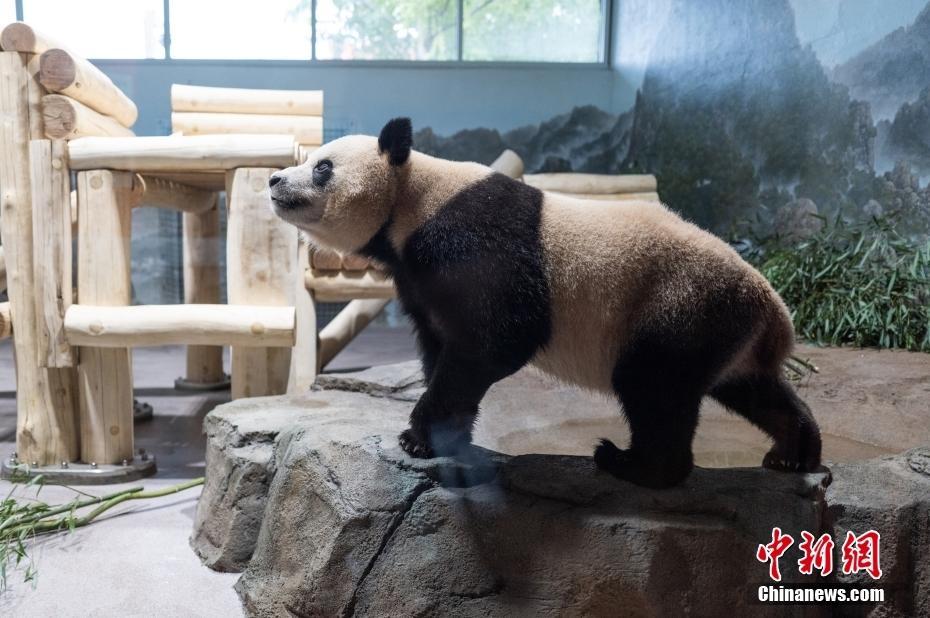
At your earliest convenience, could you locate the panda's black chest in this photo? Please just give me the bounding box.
[365,173,553,364]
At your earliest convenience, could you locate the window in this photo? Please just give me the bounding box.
[169,0,312,60]
[315,0,457,61]
[463,0,604,62]
[16,1,606,63]
[1,1,15,27]
[22,0,164,59]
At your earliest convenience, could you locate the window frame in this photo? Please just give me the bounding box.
[13,0,612,67]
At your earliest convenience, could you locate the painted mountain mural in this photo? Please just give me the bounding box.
[834,3,930,122]
[416,0,930,235]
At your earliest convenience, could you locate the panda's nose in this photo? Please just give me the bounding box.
[269,173,285,188]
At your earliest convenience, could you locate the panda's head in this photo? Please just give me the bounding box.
[269,117,413,252]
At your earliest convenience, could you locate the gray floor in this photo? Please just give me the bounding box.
[0,325,418,617]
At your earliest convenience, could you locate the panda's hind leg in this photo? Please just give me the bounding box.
[709,374,821,473]
[595,353,705,489]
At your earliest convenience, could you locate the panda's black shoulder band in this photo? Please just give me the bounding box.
[378,117,413,166]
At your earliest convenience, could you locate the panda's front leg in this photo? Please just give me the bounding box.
[398,350,498,458]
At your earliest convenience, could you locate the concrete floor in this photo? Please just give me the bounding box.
[0,325,419,617]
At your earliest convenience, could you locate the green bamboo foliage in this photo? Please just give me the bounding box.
[0,474,204,590]
[756,217,930,352]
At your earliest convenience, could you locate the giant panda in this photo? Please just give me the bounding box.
[269,117,822,489]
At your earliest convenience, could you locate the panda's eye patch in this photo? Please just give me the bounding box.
[313,159,333,186]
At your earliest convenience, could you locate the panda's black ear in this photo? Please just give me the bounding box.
[378,117,412,166]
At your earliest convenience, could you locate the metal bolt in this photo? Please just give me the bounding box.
[31,461,38,467]
[91,462,98,469]
[60,461,69,469]
[122,459,128,466]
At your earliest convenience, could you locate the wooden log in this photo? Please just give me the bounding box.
[39,49,137,128]
[30,139,74,367]
[171,84,323,116]
[0,22,64,54]
[76,169,138,465]
[0,51,79,466]
[0,301,10,339]
[287,242,317,394]
[342,254,370,271]
[65,304,295,348]
[311,248,343,270]
[172,112,323,146]
[318,299,390,370]
[42,94,134,140]
[139,174,216,213]
[182,200,226,385]
[490,149,524,179]
[523,173,657,194]
[296,144,317,165]
[305,269,396,303]
[553,191,661,202]
[68,134,297,172]
[226,168,298,398]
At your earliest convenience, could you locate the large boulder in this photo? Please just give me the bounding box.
[191,362,930,616]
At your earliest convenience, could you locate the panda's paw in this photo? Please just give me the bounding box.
[399,428,434,459]
[762,447,808,473]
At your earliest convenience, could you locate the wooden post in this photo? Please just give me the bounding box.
[225,168,298,399]
[317,299,389,371]
[0,301,11,339]
[0,51,79,466]
[76,170,138,465]
[180,197,227,387]
[287,242,317,394]
[0,245,6,293]
[30,139,74,367]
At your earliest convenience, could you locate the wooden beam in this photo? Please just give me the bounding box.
[0,22,64,54]
[0,51,79,466]
[38,49,137,128]
[552,191,661,202]
[523,173,657,194]
[76,169,137,465]
[171,84,323,116]
[30,139,74,367]
[138,174,216,213]
[318,299,390,370]
[42,94,134,140]
[68,134,297,172]
[0,301,10,339]
[287,242,317,394]
[490,149,524,179]
[296,144,317,165]
[65,304,295,348]
[226,168,299,398]
[182,200,226,385]
[310,248,343,271]
[172,112,322,146]
[305,269,396,303]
